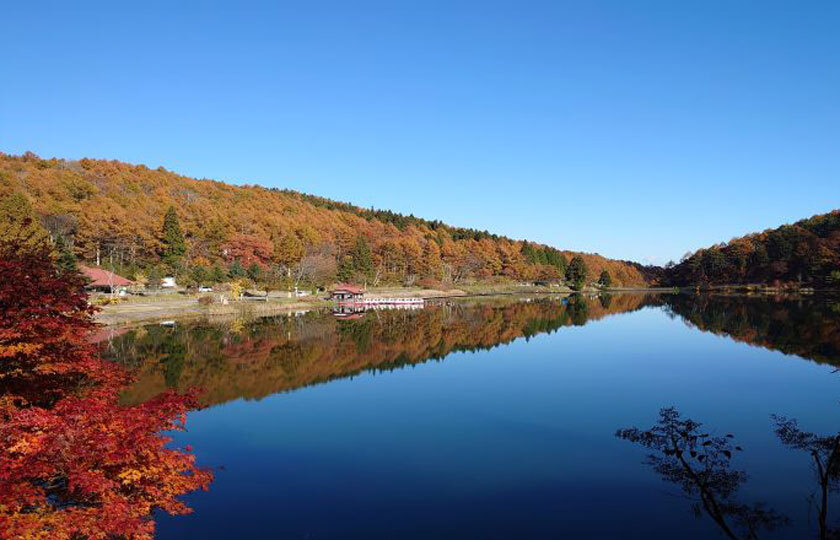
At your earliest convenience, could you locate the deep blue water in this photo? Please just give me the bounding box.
[105,294,840,539]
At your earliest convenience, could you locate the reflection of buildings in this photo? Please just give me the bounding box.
[87,326,129,344]
[333,303,425,318]
[332,305,366,319]
[368,302,424,310]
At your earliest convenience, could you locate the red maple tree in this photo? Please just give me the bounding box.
[0,237,213,539]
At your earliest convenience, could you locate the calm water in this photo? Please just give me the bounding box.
[99,293,840,539]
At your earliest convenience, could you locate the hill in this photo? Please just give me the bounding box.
[665,210,840,288]
[0,151,652,288]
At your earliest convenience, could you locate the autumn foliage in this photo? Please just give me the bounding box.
[0,236,102,408]
[0,237,212,539]
[0,151,652,287]
[666,210,840,288]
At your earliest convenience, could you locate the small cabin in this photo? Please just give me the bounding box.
[330,284,364,302]
[161,276,178,289]
[80,265,134,294]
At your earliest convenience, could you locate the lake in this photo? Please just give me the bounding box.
[98,293,840,539]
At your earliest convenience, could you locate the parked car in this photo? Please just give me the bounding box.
[198,286,213,293]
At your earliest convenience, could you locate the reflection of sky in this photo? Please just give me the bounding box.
[161,304,839,539]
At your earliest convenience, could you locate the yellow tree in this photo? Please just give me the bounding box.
[273,232,304,277]
[0,192,50,247]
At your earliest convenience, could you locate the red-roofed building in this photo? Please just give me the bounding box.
[79,265,134,293]
[330,283,364,302]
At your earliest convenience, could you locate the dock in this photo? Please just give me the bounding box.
[337,297,425,306]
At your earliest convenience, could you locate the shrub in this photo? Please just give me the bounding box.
[198,295,214,306]
[91,296,122,306]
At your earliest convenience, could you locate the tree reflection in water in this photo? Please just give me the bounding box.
[773,416,840,540]
[106,293,840,410]
[109,293,655,407]
[661,293,840,367]
[0,237,212,539]
[619,407,840,539]
[620,294,840,537]
[617,408,787,539]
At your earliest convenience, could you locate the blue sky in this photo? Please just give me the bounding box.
[2,1,838,264]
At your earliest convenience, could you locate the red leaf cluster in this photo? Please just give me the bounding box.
[0,239,213,539]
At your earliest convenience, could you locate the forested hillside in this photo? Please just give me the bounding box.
[0,152,652,288]
[665,211,840,288]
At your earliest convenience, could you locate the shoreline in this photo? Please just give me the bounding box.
[93,285,579,326]
[93,284,826,326]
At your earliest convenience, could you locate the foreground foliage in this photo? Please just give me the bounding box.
[0,237,212,539]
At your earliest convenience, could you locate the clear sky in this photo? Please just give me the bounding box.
[2,1,838,264]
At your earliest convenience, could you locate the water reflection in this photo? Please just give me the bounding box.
[661,293,840,365]
[619,407,840,539]
[88,292,840,537]
[102,293,840,409]
[772,415,840,539]
[613,293,840,538]
[107,294,654,406]
[332,303,425,318]
[617,408,788,539]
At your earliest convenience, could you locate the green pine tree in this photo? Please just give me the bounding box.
[146,265,164,290]
[161,206,186,268]
[338,237,374,282]
[565,255,588,291]
[228,259,245,278]
[521,242,537,264]
[337,254,354,282]
[546,249,567,273]
[353,237,374,278]
[210,263,226,283]
[247,262,262,282]
[55,234,78,274]
[598,269,612,287]
[189,265,208,288]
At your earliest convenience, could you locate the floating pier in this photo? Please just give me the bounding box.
[338,297,425,306]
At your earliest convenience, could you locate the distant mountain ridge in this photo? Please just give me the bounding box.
[0,151,653,287]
